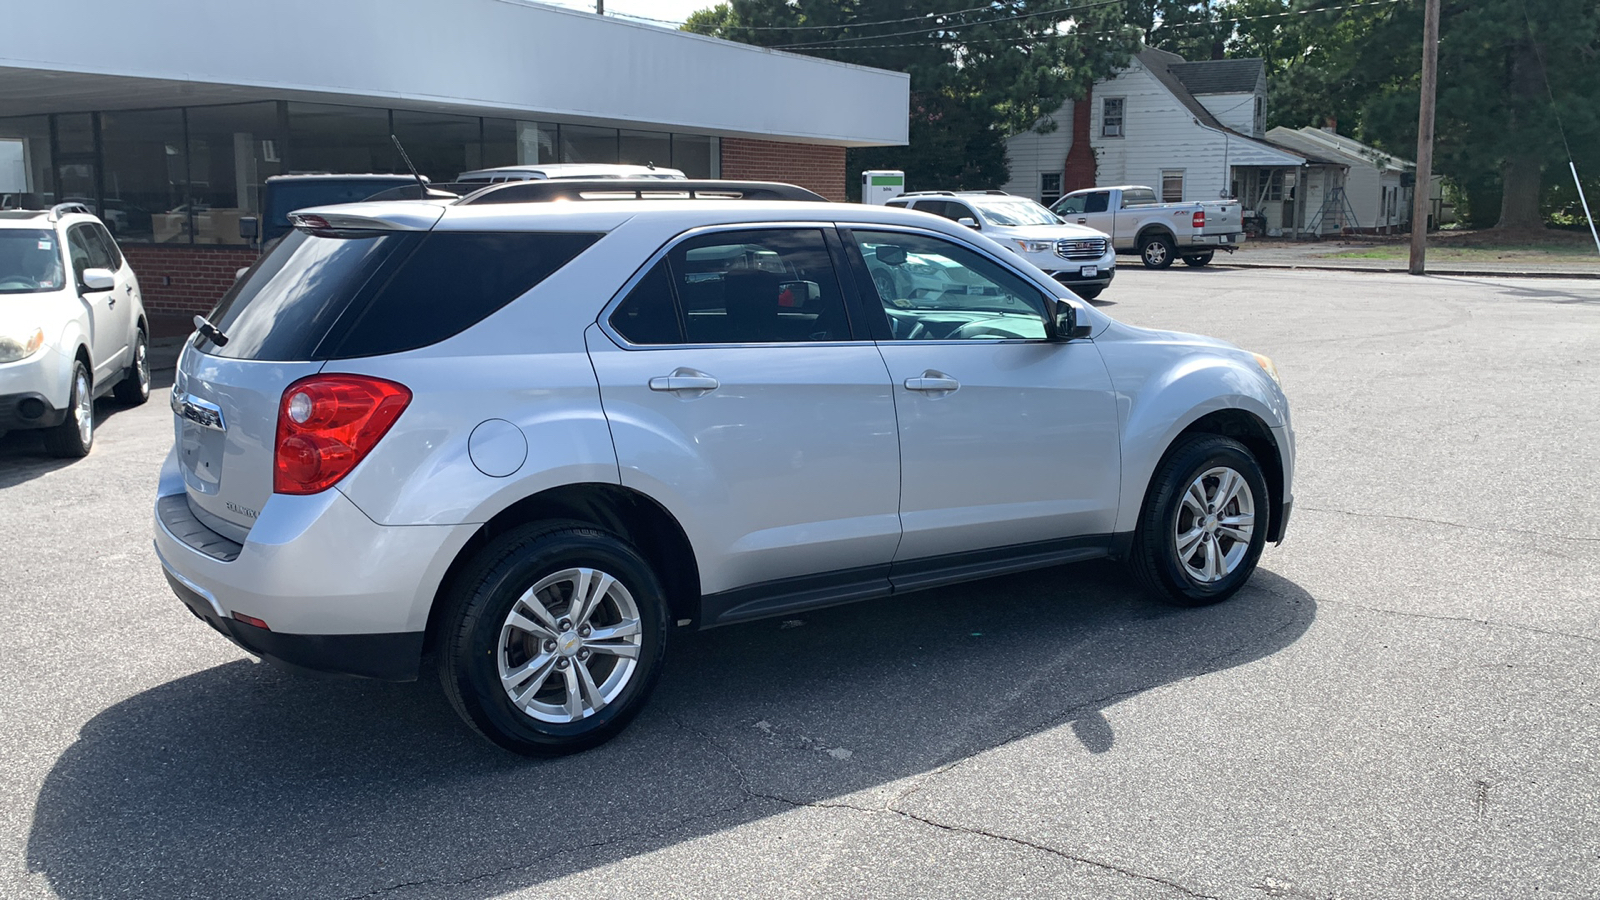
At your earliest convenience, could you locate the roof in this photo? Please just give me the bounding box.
[1258,129,1354,167]
[1169,58,1265,96]
[1268,127,1412,172]
[1132,48,1304,166]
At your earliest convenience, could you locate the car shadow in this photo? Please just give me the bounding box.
[26,562,1315,899]
[0,369,172,489]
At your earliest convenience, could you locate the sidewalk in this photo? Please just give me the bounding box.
[1221,240,1599,278]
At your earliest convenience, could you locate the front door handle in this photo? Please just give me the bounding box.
[1076,218,1087,224]
[904,371,960,393]
[107,296,116,309]
[648,367,720,396]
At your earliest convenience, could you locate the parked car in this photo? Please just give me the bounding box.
[886,191,1116,299]
[153,180,1294,757]
[455,163,687,184]
[0,202,149,456]
[1052,185,1245,269]
[250,174,427,245]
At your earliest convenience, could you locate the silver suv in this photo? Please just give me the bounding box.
[153,180,1294,756]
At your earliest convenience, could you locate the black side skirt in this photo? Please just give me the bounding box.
[701,534,1119,628]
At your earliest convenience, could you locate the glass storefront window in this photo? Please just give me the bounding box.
[186,103,283,246]
[481,118,519,170]
[0,116,54,208]
[560,124,618,164]
[100,108,185,243]
[287,103,394,175]
[392,110,483,182]
[671,133,715,178]
[620,130,670,170]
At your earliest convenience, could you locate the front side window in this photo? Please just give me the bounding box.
[1102,98,1125,137]
[0,229,65,294]
[851,230,1049,342]
[1053,193,1085,215]
[612,228,851,345]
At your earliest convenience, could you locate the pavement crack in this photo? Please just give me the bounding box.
[1299,505,1600,544]
[1318,597,1600,646]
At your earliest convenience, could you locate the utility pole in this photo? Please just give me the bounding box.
[1408,0,1441,275]
[597,0,604,12]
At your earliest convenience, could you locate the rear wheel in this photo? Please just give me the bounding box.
[1139,233,1176,269]
[113,327,150,405]
[1130,435,1268,606]
[439,521,669,757]
[43,361,93,458]
[1182,251,1215,267]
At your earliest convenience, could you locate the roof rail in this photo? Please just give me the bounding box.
[50,202,92,221]
[899,191,955,197]
[458,179,829,206]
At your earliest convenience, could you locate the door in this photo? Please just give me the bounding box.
[587,226,902,606]
[89,222,135,357]
[842,227,1121,568]
[65,223,125,383]
[1077,190,1115,241]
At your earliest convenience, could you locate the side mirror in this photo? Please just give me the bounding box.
[1050,298,1093,342]
[238,216,259,241]
[957,216,980,230]
[81,268,116,292]
[873,244,907,266]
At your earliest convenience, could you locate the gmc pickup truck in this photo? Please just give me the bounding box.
[1051,185,1244,269]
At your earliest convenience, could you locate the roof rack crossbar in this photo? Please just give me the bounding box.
[458,179,828,206]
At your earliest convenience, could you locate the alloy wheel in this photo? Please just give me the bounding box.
[1173,466,1255,583]
[498,567,643,723]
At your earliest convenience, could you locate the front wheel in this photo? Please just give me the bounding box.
[43,361,93,458]
[1139,234,1176,269]
[439,521,669,757]
[1182,251,1215,267]
[1130,435,1268,606]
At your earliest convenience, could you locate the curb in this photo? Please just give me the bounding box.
[1219,261,1599,280]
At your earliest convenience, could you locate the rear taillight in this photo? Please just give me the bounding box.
[273,375,411,495]
[1192,210,1206,229]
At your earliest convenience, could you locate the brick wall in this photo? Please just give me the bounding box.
[122,245,260,319]
[1062,98,1096,192]
[720,138,848,201]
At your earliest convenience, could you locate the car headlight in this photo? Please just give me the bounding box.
[1015,240,1053,253]
[0,328,44,364]
[1252,352,1281,385]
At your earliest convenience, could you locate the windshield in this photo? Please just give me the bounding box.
[971,198,1063,227]
[0,229,66,294]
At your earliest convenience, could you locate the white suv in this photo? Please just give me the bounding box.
[0,203,150,456]
[887,191,1117,299]
[153,181,1293,756]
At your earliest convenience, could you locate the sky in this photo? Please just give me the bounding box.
[537,0,714,26]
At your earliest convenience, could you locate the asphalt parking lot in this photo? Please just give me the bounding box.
[2,264,1597,899]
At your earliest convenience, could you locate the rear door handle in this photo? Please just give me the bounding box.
[904,371,960,393]
[648,368,720,395]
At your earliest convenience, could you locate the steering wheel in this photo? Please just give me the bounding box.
[952,321,1029,341]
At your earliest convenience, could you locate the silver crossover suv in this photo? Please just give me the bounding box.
[154,180,1293,756]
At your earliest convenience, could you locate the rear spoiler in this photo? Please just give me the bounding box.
[457,179,829,205]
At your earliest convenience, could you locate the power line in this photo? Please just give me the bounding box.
[771,0,1126,49]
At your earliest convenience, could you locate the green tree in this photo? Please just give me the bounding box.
[684,1,1143,196]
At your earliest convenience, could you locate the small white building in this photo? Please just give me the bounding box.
[1003,48,1350,237]
[1265,127,1420,233]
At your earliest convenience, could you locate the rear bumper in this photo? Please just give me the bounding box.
[1186,233,1246,249]
[152,449,476,680]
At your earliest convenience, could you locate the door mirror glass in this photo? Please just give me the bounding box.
[81,267,116,292]
[239,216,260,241]
[1050,298,1093,341]
[873,244,907,266]
[957,216,980,229]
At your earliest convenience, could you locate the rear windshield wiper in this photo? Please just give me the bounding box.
[193,314,229,347]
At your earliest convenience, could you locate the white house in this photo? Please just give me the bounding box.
[1004,48,1350,237]
[1265,127,1422,233]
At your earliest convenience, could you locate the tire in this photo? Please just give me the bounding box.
[1130,435,1269,607]
[43,361,94,459]
[1182,251,1215,267]
[1139,233,1176,269]
[438,520,670,757]
[113,327,150,405]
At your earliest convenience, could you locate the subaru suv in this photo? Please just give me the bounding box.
[1,202,150,456]
[153,180,1293,756]
[887,191,1116,299]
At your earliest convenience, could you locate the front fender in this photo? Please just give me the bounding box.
[1096,330,1289,534]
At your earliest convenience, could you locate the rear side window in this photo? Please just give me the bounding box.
[330,231,600,358]
[203,229,600,361]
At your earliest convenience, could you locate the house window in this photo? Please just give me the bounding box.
[1265,170,1283,202]
[1040,173,1062,206]
[1101,98,1124,138]
[1161,170,1184,203]
[1254,96,1264,132]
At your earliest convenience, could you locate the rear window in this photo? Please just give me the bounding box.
[201,229,600,361]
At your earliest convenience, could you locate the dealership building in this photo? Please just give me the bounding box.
[0,0,908,320]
